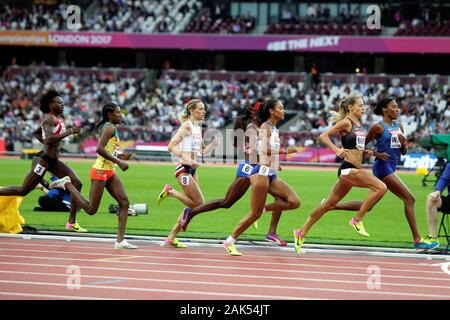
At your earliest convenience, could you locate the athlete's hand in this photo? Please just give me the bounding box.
[375,151,390,161]
[286,146,297,154]
[190,159,200,169]
[398,131,407,145]
[70,126,82,134]
[212,136,220,147]
[117,160,129,172]
[428,191,441,202]
[363,149,374,158]
[118,152,133,160]
[335,148,348,159]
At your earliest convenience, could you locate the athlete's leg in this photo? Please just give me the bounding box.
[105,175,129,243]
[167,173,204,241]
[64,179,106,215]
[426,193,442,239]
[50,160,83,224]
[190,177,250,216]
[343,170,387,222]
[265,177,300,212]
[300,179,353,237]
[382,173,421,241]
[230,175,269,239]
[0,157,45,197]
[166,173,204,208]
[332,201,364,211]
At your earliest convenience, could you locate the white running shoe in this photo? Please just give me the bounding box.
[114,239,138,249]
[49,176,71,190]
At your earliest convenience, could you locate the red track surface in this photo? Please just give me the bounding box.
[0,237,449,300]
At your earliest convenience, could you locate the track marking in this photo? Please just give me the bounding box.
[0,261,446,285]
[0,249,445,276]
[96,256,144,262]
[1,269,449,291]
[0,292,112,300]
[0,277,447,299]
[0,280,313,300]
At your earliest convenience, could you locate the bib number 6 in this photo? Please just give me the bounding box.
[241,164,253,175]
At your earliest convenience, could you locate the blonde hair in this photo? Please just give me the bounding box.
[178,99,202,123]
[330,95,362,123]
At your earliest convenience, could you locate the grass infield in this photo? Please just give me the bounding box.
[0,158,437,248]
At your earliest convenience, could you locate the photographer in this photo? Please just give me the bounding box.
[34,176,71,212]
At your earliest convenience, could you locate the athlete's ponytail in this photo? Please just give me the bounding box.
[259,98,279,123]
[233,99,263,148]
[178,99,202,123]
[95,102,118,138]
[330,95,362,123]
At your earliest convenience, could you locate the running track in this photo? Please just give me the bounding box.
[0,235,449,300]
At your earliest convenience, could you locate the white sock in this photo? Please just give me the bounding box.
[226,236,236,245]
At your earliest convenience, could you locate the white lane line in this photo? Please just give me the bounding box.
[0,260,445,284]
[0,277,447,299]
[0,249,445,276]
[0,292,113,300]
[0,280,317,300]
[0,269,449,292]
[2,240,446,266]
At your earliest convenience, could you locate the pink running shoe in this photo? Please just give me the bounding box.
[265,233,287,246]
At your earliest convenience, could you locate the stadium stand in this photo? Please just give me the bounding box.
[1,65,448,152]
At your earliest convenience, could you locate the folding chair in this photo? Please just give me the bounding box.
[438,212,449,254]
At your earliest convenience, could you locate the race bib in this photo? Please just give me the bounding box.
[181,175,190,186]
[258,165,270,176]
[241,163,253,175]
[355,130,366,151]
[340,168,352,176]
[113,146,122,157]
[273,142,280,150]
[390,130,401,149]
[33,163,46,176]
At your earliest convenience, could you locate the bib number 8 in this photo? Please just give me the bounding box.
[181,175,190,186]
[258,165,270,176]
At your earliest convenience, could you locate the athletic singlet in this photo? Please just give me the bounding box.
[375,120,402,164]
[179,120,202,153]
[41,115,66,140]
[341,118,366,150]
[92,122,120,171]
[259,122,280,171]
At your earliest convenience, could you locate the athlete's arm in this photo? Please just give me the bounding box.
[366,123,389,160]
[398,123,407,155]
[33,127,44,144]
[259,123,273,157]
[167,122,195,164]
[42,115,80,145]
[96,124,127,171]
[244,123,258,154]
[319,119,351,159]
[201,136,220,155]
